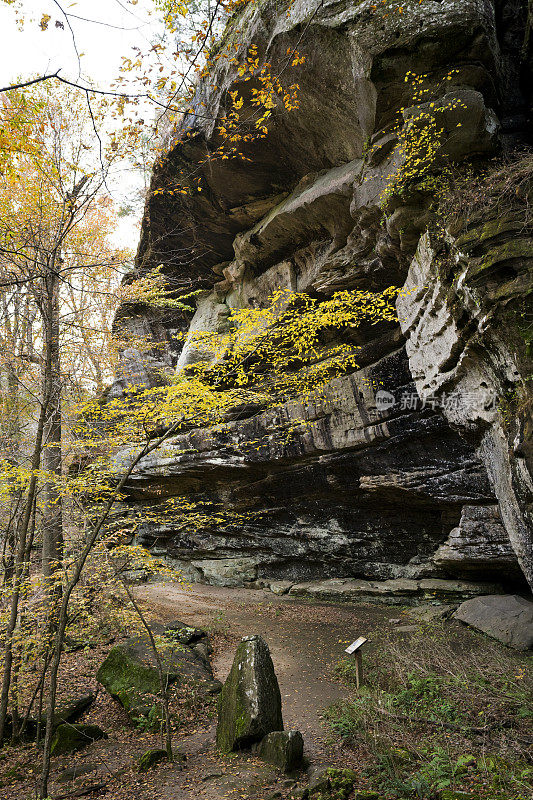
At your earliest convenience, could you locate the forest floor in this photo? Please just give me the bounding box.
[1,581,532,800]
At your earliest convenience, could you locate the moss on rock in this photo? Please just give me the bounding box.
[97,628,213,727]
[96,643,161,725]
[303,768,359,800]
[216,635,283,752]
[258,730,304,772]
[469,238,533,279]
[50,723,106,756]
[138,748,168,772]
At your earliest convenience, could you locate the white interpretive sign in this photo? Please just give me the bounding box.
[344,636,368,689]
[345,636,367,654]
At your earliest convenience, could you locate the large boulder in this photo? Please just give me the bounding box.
[165,620,208,645]
[137,748,169,772]
[50,723,106,756]
[52,693,96,728]
[216,635,283,752]
[97,624,213,726]
[454,594,533,650]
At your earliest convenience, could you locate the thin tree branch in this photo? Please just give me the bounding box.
[0,72,61,93]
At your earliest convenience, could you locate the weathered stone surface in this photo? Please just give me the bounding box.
[195,558,258,587]
[109,0,532,592]
[433,505,521,579]
[257,730,304,772]
[397,231,533,587]
[418,579,501,601]
[402,89,499,163]
[176,294,231,371]
[287,577,500,603]
[134,0,504,284]
[97,642,164,725]
[51,693,96,728]
[50,723,106,756]
[406,604,455,622]
[454,594,533,650]
[216,635,283,752]
[121,348,497,584]
[165,620,208,645]
[97,625,212,725]
[269,581,294,596]
[1,692,96,744]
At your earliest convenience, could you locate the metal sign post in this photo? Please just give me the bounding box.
[345,636,368,690]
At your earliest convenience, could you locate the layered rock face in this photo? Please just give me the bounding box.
[113,0,533,590]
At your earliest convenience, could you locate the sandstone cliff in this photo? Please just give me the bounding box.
[112,0,533,591]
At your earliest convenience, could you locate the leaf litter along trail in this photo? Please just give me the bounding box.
[133,582,533,800]
[136,581,374,752]
[131,580,407,797]
[2,581,398,800]
[5,581,531,800]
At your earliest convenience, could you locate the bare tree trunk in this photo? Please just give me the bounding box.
[0,275,56,745]
[20,649,50,742]
[11,499,38,743]
[1,366,23,585]
[0,386,49,744]
[42,256,63,579]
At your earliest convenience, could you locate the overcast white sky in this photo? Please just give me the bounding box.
[0,0,167,248]
[0,0,160,90]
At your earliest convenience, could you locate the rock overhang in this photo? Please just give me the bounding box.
[110,0,532,589]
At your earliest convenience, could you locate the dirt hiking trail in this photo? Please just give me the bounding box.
[134,581,406,788]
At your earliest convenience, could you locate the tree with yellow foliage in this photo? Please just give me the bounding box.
[0,82,131,760]
[0,7,405,796]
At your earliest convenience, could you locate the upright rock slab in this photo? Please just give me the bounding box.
[216,635,283,752]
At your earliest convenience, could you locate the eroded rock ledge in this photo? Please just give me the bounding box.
[112,0,533,592]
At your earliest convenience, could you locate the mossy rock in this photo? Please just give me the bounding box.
[469,238,533,279]
[454,213,524,252]
[1,693,96,744]
[326,768,358,800]
[138,748,168,772]
[97,629,212,727]
[96,643,162,725]
[166,620,208,645]
[50,723,106,756]
[52,693,96,728]
[308,768,358,800]
[216,635,283,752]
[258,730,304,772]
